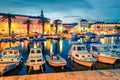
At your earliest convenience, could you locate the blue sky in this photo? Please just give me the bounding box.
[0,0,120,23]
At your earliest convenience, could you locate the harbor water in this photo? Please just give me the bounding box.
[0,36,120,76]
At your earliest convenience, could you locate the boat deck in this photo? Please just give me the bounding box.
[0,69,120,80]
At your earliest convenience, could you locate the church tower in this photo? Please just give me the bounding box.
[40,9,44,17]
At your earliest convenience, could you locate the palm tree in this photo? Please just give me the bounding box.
[23,19,32,36]
[1,13,16,36]
[115,26,120,34]
[53,19,62,34]
[38,18,48,35]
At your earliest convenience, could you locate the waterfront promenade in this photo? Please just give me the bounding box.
[0,69,120,80]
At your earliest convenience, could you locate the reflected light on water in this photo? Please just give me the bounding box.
[50,44,53,55]
[0,42,20,50]
[46,40,50,50]
[20,42,24,48]
[24,40,28,48]
[33,42,37,48]
[59,40,63,53]
[100,38,105,44]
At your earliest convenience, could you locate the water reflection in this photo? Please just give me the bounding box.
[0,36,120,76]
[59,40,63,53]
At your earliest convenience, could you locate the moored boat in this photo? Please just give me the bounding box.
[68,43,96,67]
[46,54,66,68]
[0,49,23,75]
[108,44,120,57]
[90,43,120,64]
[26,48,45,71]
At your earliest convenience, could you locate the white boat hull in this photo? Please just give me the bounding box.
[69,55,94,67]
[46,55,66,67]
[98,56,117,64]
[73,58,94,67]
[26,61,45,71]
[0,62,20,75]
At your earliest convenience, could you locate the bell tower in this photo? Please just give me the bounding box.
[40,9,44,17]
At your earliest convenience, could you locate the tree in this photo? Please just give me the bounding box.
[115,26,120,34]
[23,19,32,36]
[62,30,68,34]
[38,18,48,35]
[53,19,62,34]
[1,13,16,36]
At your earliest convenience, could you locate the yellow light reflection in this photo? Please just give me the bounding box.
[0,42,20,50]
[34,42,37,48]
[59,40,63,53]
[46,40,50,50]
[50,44,53,55]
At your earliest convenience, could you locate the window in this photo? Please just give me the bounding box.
[77,47,81,51]
[9,51,13,54]
[88,55,90,57]
[37,59,42,62]
[75,54,79,57]
[14,51,18,54]
[31,60,35,62]
[37,50,41,53]
[113,45,118,48]
[31,50,35,54]
[82,55,85,57]
[73,47,76,51]
[104,47,110,52]
[81,46,86,50]
[92,47,98,51]
[3,51,7,55]
[98,47,104,52]
[77,46,86,51]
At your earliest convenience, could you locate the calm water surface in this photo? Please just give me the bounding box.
[0,36,120,76]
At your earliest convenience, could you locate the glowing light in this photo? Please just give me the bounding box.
[59,40,63,53]
[50,44,53,55]
[34,26,36,28]
[34,42,37,48]
[20,42,24,48]
[21,30,23,32]
[36,29,39,32]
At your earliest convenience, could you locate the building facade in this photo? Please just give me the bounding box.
[78,19,88,33]
[0,10,50,36]
[90,22,120,34]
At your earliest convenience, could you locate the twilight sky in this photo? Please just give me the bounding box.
[0,0,120,23]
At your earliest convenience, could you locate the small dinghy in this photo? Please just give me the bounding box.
[46,54,66,68]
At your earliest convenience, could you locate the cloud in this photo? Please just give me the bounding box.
[0,0,120,23]
[0,0,93,12]
[64,16,82,18]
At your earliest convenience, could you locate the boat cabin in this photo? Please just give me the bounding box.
[70,44,88,52]
[29,48,43,63]
[2,50,19,56]
[90,43,112,57]
[0,50,22,62]
[69,44,93,60]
